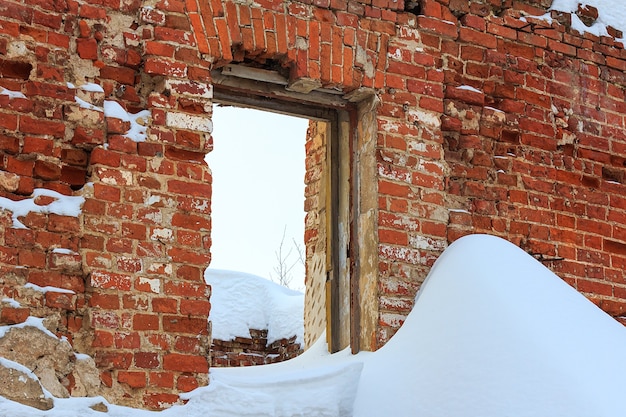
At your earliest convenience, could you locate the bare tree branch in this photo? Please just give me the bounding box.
[269,226,302,289]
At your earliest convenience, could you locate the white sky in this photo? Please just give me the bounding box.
[207,105,309,290]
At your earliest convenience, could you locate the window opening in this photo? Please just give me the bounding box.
[207,105,308,290]
[210,70,360,354]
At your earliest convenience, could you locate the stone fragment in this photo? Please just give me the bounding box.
[0,360,54,410]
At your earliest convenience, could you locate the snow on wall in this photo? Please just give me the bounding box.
[0,188,85,229]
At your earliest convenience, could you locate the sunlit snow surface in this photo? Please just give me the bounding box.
[2,235,626,416]
[353,234,626,416]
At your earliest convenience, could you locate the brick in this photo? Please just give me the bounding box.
[90,271,132,291]
[20,116,65,137]
[176,375,199,392]
[45,292,77,311]
[89,293,120,309]
[163,315,208,335]
[174,336,201,353]
[135,352,160,369]
[95,352,133,370]
[180,299,210,316]
[92,330,114,347]
[133,313,160,330]
[143,393,180,410]
[114,332,140,349]
[118,371,146,388]
[152,298,177,313]
[167,247,211,264]
[0,307,29,324]
[149,372,174,388]
[163,353,208,373]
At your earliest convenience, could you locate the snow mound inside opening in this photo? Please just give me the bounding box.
[205,269,304,346]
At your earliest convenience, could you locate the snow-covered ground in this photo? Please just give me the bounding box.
[3,234,626,416]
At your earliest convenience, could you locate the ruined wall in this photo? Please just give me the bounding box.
[211,329,302,367]
[2,0,626,410]
[374,0,626,344]
[0,0,213,408]
[303,120,329,348]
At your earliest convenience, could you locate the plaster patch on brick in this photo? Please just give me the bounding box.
[380,119,400,133]
[422,205,449,222]
[388,47,402,60]
[147,263,172,275]
[295,38,308,49]
[0,170,20,192]
[408,141,426,153]
[139,277,160,294]
[379,244,422,265]
[67,55,100,81]
[7,41,29,58]
[409,235,447,251]
[166,113,213,133]
[164,80,213,99]
[151,228,173,242]
[391,215,419,232]
[407,108,441,129]
[356,45,375,78]
[416,158,444,175]
[445,102,478,131]
[379,312,406,328]
[140,6,165,25]
[147,159,166,174]
[378,163,411,183]
[192,199,209,212]
[96,168,132,186]
[141,210,162,224]
[106,13,138,48]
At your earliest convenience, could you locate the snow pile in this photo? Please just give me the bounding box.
[205,269,304,346]
[353,234,626,416]
[2,235,626,416]
[524,0,626,44]
[0,188,85,229]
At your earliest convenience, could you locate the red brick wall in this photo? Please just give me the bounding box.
[0,0,213,408]
[211,329,302,367]
[375,0,626,344]
[2,0,626,409]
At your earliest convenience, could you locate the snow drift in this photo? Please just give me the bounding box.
[353,234,626,416]
[2,234,626,416]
